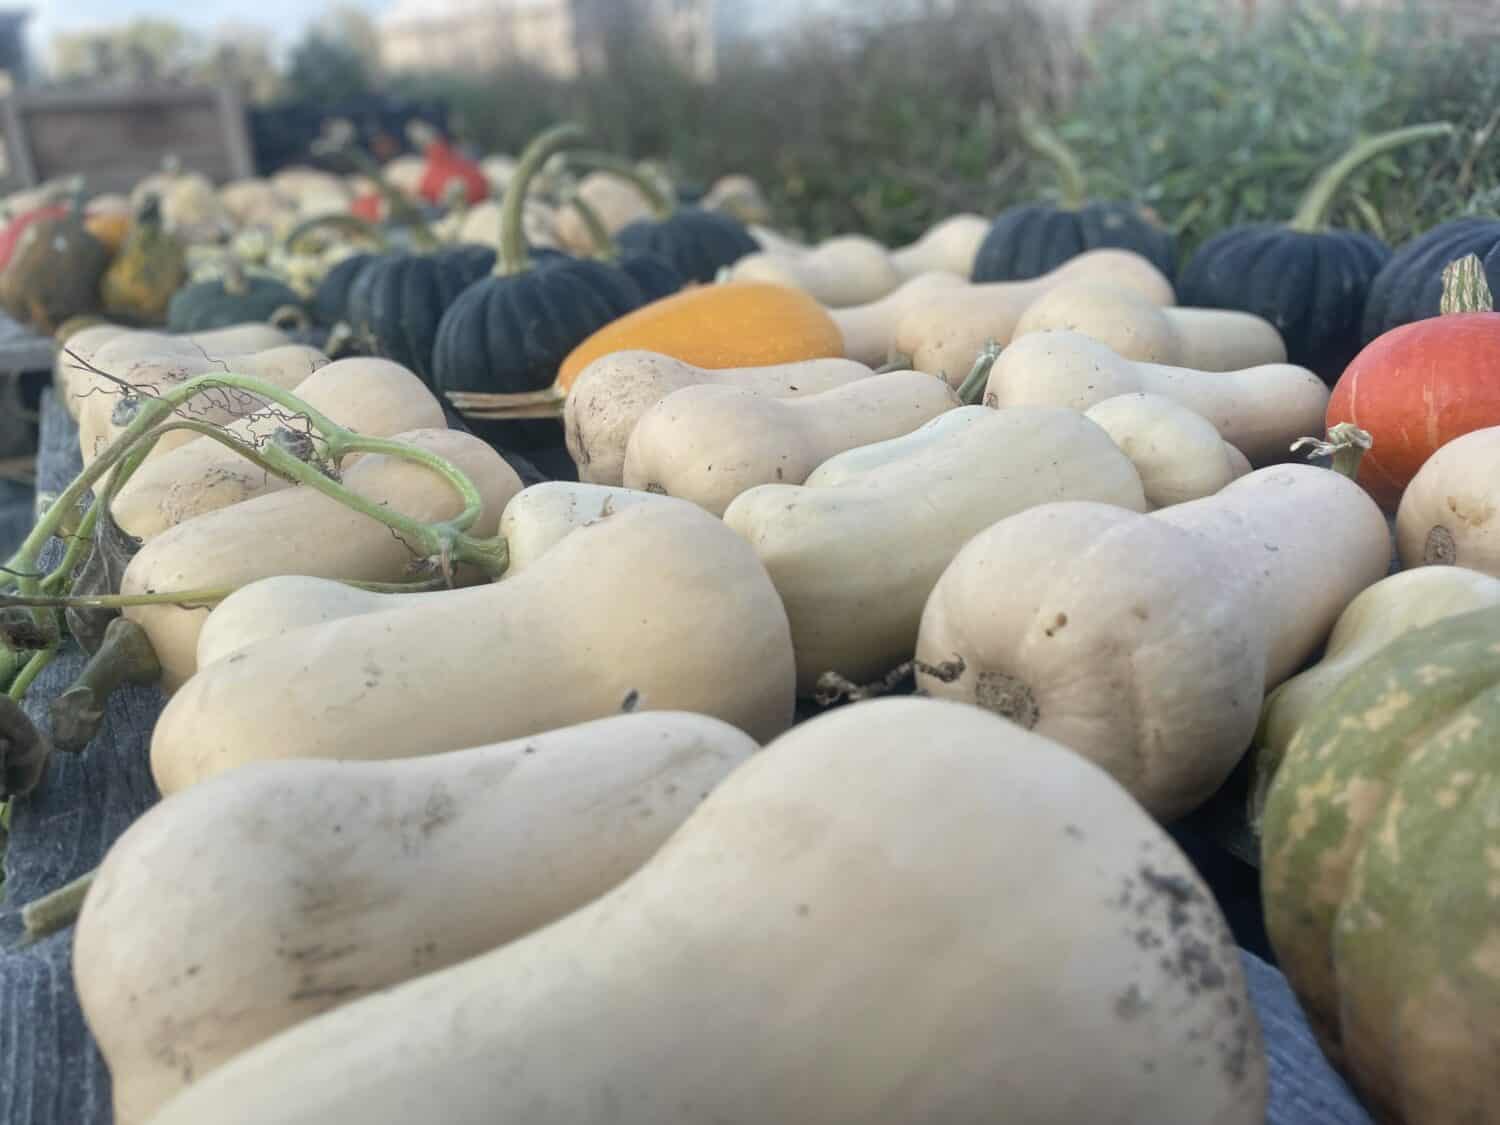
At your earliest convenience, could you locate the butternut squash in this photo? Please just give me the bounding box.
[110,359,446,540]
[121,428,523,692]
[983,330,1328,466]
[1395,427,1500,575]
[624,371,959,516]
[148,697,1266,1125]
[915,465,1391,819]
[748,224,810,257]
[729,235,902,307]
[1083,393,1249,508]
[723,405,1147,694]
[1013,281,1287,370]
[58,324,291,421]
[149,501,796,793]
[80,344,329,471]
[828,271,967,366]
[563,351,872,486]
[193,483,678,668]
[893,248,1176,380]
[78,711,756,1125]
[554,170,656,254]
[1249,566,1500,827]
[889,213,990,279]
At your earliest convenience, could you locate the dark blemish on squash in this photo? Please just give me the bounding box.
[185,964,201,977]
[1043,612,1069,638]
[1132,606,1149,621]
[621,689,641,713]
[775,467,783,480]
[1425,525,1457,565]
[975,671,1039,729]
[1139,865,1200,931]
[1114,983,1150,1021]
[523,745,537,755]
[278,942,359,966]
[228,652,247,664]
[287,982,362,1003]
[1141,1060,1156,1075]
[796,903,810,918]
[646,483,667,494]
[421,787,457,837]
[1064,824,1085,840]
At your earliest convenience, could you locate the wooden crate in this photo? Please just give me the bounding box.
[0,84,254,196]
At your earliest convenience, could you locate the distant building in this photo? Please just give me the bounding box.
[378,0,749,81]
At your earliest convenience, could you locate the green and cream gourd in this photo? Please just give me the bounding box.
[1260,606,1500,1125]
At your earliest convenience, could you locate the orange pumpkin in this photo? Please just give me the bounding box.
[1327,255,1500,510]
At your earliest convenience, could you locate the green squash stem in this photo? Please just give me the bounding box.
[956,340,1004,405]
[49,618,161,754]
[1288,122,1454,233]
[281,213,388,257]
[564,151,674,220]
[312,121,438,251]
[20,868,95,942]
[1440,253,1494,314]
[496,123,589,277]
[1017,107,1087,210]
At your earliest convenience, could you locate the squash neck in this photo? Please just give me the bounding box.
[496,123,588,277]
[1017,107,1087,210]
[1288,122,1453,233]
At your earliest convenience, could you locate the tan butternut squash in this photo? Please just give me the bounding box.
[748,224,810,257]
[193,483,677,668]
[828,272,967,366]
[77,711,756,1125]
[110,359,446,540]
[148,697,1266,1125]
[121,428,523,692]
[729,235,902,307]
[893,248,1176,381]
[78,343,325,468]
[1083,393,1248,508]
[564,351,872,486]
[915,465,1391,818]
[57,322,291,421]
[149,501,796,792]
[983,329,1328,466]
[554,171,655,254]
[624,371,958,516]
[1013,281,1287,370]
[723,405,1146,694]
[889,213,989,279]
[1395,426,1500,575]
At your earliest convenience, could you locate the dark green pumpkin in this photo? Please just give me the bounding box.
[617,252,683,303]
[615,209,757,284]
[1361,216,1500,344]
[348,244,496,383]
[312,251,383,329]
[432,125,653,453]
[166,266,303,333]
[1180,124,1451,382]
[971,111,1176,282]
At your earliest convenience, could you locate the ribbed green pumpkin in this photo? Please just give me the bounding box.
[1261,606,1500,1124]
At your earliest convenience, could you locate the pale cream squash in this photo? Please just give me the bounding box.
[983,330,1327,466]
[110,358,446,540]
[723,405,1147,694]
[192,483,680,669]
[1395,426,1500,576]
[729,235,903,307]
[564,351,872,486]
[1083,393,1246,508]
[121,428,523,692]
[915,465,1391,819]
[77,711,756,1125]
[827,271,967,366]
[888,213,989,279]
[78,343,329,469]
[148,698,1266,1125]
[892,249,1176,381]
[623,370,959,516]
[149,500,797,792]
[1013,281,1286,370]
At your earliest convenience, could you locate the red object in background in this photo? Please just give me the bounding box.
[418,136,488,207]
[1326,311,1500,510]
[0,204,67,272]
[351,192,386,223]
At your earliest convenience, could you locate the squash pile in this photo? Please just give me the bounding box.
[3,113,1499,1125]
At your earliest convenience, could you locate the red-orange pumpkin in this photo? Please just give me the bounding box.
[0,204,67,272]
[1327,254,1500,510]
[418,136,488,207]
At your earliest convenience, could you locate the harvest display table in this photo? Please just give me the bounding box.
[0,390,1371,1124]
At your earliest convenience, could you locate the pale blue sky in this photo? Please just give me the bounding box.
[26,0,394,55]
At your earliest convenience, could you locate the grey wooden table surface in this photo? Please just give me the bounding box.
[0,389,1371,1125]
